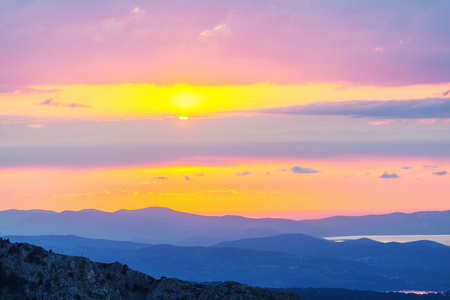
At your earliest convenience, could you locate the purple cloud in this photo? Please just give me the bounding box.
[0,86,58,95]
[432,171,447,176]
[260,98,450,119]
[236,171,251,176]
[40,98,90,108]
[184,176,192,180]
[41,99,56,106]
[290,166,319,174]
[66,103,90,108]
[423,165,439,168]
[441,90,450,97]
[0,1,449,86]
[155,177,167,180]
[401,166,412,170]
[380,172,399,179]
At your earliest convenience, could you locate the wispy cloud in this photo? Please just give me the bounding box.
[184,176,192,180]
[130,7,144,15]
[290,166,319,174]
[369,120,394,126]
[380,172,399,179]
[236,171,251,176]
[40,98,90,108]
[423,165,439,168]
[401,166,412,170]
[200,24,231,38]
[1,1,449,86]
[260,98,450,119]
[255,172,271,176]
[0,86,58,95]
[373,47,384,53]
[440,90,450,97]
[139,181,161,185]
[26,123,44,129]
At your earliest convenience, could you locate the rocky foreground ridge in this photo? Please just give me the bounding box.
[0,237,302,299]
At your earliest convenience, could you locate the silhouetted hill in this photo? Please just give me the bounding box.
[0,237,302,299]
[302,210,450,236]
[213,233,450,268]
[214,233,333,256]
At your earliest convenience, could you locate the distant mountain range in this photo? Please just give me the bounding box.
[1,207,450,246]
[6,234,450,291]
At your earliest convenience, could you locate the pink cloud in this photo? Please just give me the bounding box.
[369,120,394,126]
[373,47,384,53]
[0,1,449,86]
[416,119,436,124]
[27,123,44,129]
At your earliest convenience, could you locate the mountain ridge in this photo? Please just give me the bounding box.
[0,237,302,299]
[6,234,450,291]
[1,207,450,246]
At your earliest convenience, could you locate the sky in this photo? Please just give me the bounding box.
[1,0,450,219]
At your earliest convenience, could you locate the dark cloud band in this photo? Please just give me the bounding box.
[260,98,450,119]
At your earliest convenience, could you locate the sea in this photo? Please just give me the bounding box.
[324,234,450,246]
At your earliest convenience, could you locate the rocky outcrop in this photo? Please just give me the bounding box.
[0,238,302,299]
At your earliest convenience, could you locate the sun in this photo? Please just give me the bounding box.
[178,116,189,120]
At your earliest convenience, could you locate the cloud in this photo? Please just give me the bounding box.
[277,168,288,172]
[1,1,449,86]
[416,118,436,124]
[184,176,191,180]
[40,99,55,105]
[159,189,257,197]
[139,181,161,185]
[432,171,447,176]
[373,47,384,53]
[236,171,251,176]
[200,24,231,38]
[130,7,145,15]
[26,123,44,129]
[260,98,450,119]
[380,172,399,179]
[401,166,412,170]
[0,86,58,95]
[40,98,90,108]
[423,165,439,168]
[369,120,394,126]
[290,166,319,174]
[196,173,204,177]
[56,188,146,198]
[155,176,168,180]
[440,90,450,97]
[66,103,90,108]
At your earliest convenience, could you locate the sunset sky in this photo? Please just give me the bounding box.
[1,0,449,219]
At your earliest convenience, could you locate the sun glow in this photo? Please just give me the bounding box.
[170,91,206,110]
[179,116,189,120]
[2,82,449,122]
